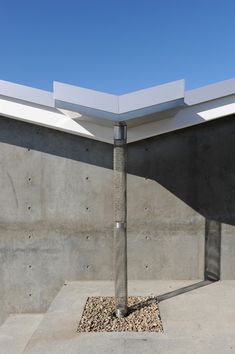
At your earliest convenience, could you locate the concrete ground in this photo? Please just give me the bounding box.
[0,314,43,354]
[21,280,235,354]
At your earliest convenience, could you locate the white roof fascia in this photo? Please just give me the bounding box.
[0,80,54,108]
[118,99,185,121]
[54,81,119,119]
[119,79,184,113]
[1,78,235,144]
[1,92,235,144]
[185,78,235,105]
[54,80,185,121]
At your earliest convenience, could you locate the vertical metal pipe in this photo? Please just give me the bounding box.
[113,122,128,318]
[205,219,221,281]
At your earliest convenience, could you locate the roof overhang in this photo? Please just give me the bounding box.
[54,80,185,123]
[1,78,235,144]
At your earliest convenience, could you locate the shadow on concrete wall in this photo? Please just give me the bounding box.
[0,114,235,224]
[128,114,235,225]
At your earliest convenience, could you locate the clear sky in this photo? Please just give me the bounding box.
[1,0,235,94]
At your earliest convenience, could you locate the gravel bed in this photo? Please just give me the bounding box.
[77,296,163,332]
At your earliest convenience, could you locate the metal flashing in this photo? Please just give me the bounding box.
[0,80,54,108]
[54,79,185,121]
[185,78,235,106]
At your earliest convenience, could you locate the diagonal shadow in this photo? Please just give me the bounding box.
[128,297,157,314]
[127,114,235,225]
[156,280,213,303]
[1,114,235,225]
[127,280,214,315]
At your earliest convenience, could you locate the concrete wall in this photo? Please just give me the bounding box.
[0,114,235,323]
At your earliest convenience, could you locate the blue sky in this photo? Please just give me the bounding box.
[1,0,235,94]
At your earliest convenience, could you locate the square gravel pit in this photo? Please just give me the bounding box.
[77,296,163,333]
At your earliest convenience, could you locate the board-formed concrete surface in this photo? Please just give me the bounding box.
[23,280,235,354]
[1,113,235,324]
[0,115,205,325]
[0,314,43,354]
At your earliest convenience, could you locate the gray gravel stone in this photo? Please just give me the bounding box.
[77,296,163,332]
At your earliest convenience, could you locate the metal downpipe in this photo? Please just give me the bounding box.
[113,122,128,318]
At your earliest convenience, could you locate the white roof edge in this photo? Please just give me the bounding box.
[1,77,235,144]
[54,79,185,120]
[0,80,54,108]
[54,81,119,113]
[1,77,235,116]
[185,78,235,105]
[1,94,235,145]
[119,79,185,113]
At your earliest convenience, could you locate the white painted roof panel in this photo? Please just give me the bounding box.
[0,77,235,143]
[185,78,235,105]
[119,80,184,113]
[0,80,54,107]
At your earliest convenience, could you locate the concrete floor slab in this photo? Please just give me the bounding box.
[0,314,43,354]
[23,280,235,354]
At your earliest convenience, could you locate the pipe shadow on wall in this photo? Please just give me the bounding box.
[0,114,235,225]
